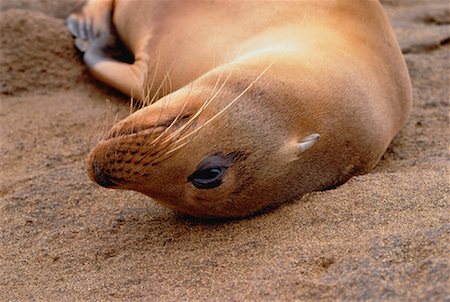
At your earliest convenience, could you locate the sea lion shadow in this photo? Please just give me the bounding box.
[103,201,288,253]
[374,122,413,172]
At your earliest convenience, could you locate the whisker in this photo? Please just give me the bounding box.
[145,70,231,166]
[131,89,195,174]
[161,71,232,144]
[148,88,192,147]
[142,50,161,108]
[178,62,274,143]
[149,71,169,105]
[147,61,175,107]
[113,60,273,172]
[151,140,191,166]
[100,99,113,141]
[129,95,135,115]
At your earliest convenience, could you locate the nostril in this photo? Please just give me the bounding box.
[93,162,118,188]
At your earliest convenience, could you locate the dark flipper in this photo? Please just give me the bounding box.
[66,0,149,99]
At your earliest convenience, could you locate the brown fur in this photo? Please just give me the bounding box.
[69,0,412,217]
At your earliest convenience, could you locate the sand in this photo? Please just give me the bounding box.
[0,0,449,301]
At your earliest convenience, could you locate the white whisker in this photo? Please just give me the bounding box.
[178,62,273,143]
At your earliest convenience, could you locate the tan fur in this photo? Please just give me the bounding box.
[69,0,412,217]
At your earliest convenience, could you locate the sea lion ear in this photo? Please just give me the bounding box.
[297,133,320,153]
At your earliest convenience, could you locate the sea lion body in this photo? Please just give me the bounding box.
[68,0,412,217]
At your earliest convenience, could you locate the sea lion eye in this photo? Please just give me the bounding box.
[188,153,242,189]
[188,167,226,189]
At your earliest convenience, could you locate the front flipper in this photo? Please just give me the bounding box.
[67,0,114,52]
[67,0,148,99]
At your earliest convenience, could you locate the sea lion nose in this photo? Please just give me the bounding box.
[92,162,117,188]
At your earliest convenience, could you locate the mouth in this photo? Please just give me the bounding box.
[90,159,123,188]
[105,114,192,141]
[105,124,166,141]
[86,114,193,189]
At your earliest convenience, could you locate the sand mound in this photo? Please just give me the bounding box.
[0,9,84,95]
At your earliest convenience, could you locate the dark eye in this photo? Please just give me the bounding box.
[188,167,226,189]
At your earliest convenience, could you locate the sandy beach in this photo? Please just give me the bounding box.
[1,0,449,300]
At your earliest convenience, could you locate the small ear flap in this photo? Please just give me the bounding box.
[297,133,320,153]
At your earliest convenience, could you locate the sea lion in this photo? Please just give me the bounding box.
[67,0,412,218]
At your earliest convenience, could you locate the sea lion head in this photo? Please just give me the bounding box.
[86,71,321,218]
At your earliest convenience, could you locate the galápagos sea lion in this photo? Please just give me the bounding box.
[67,0,412,218]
